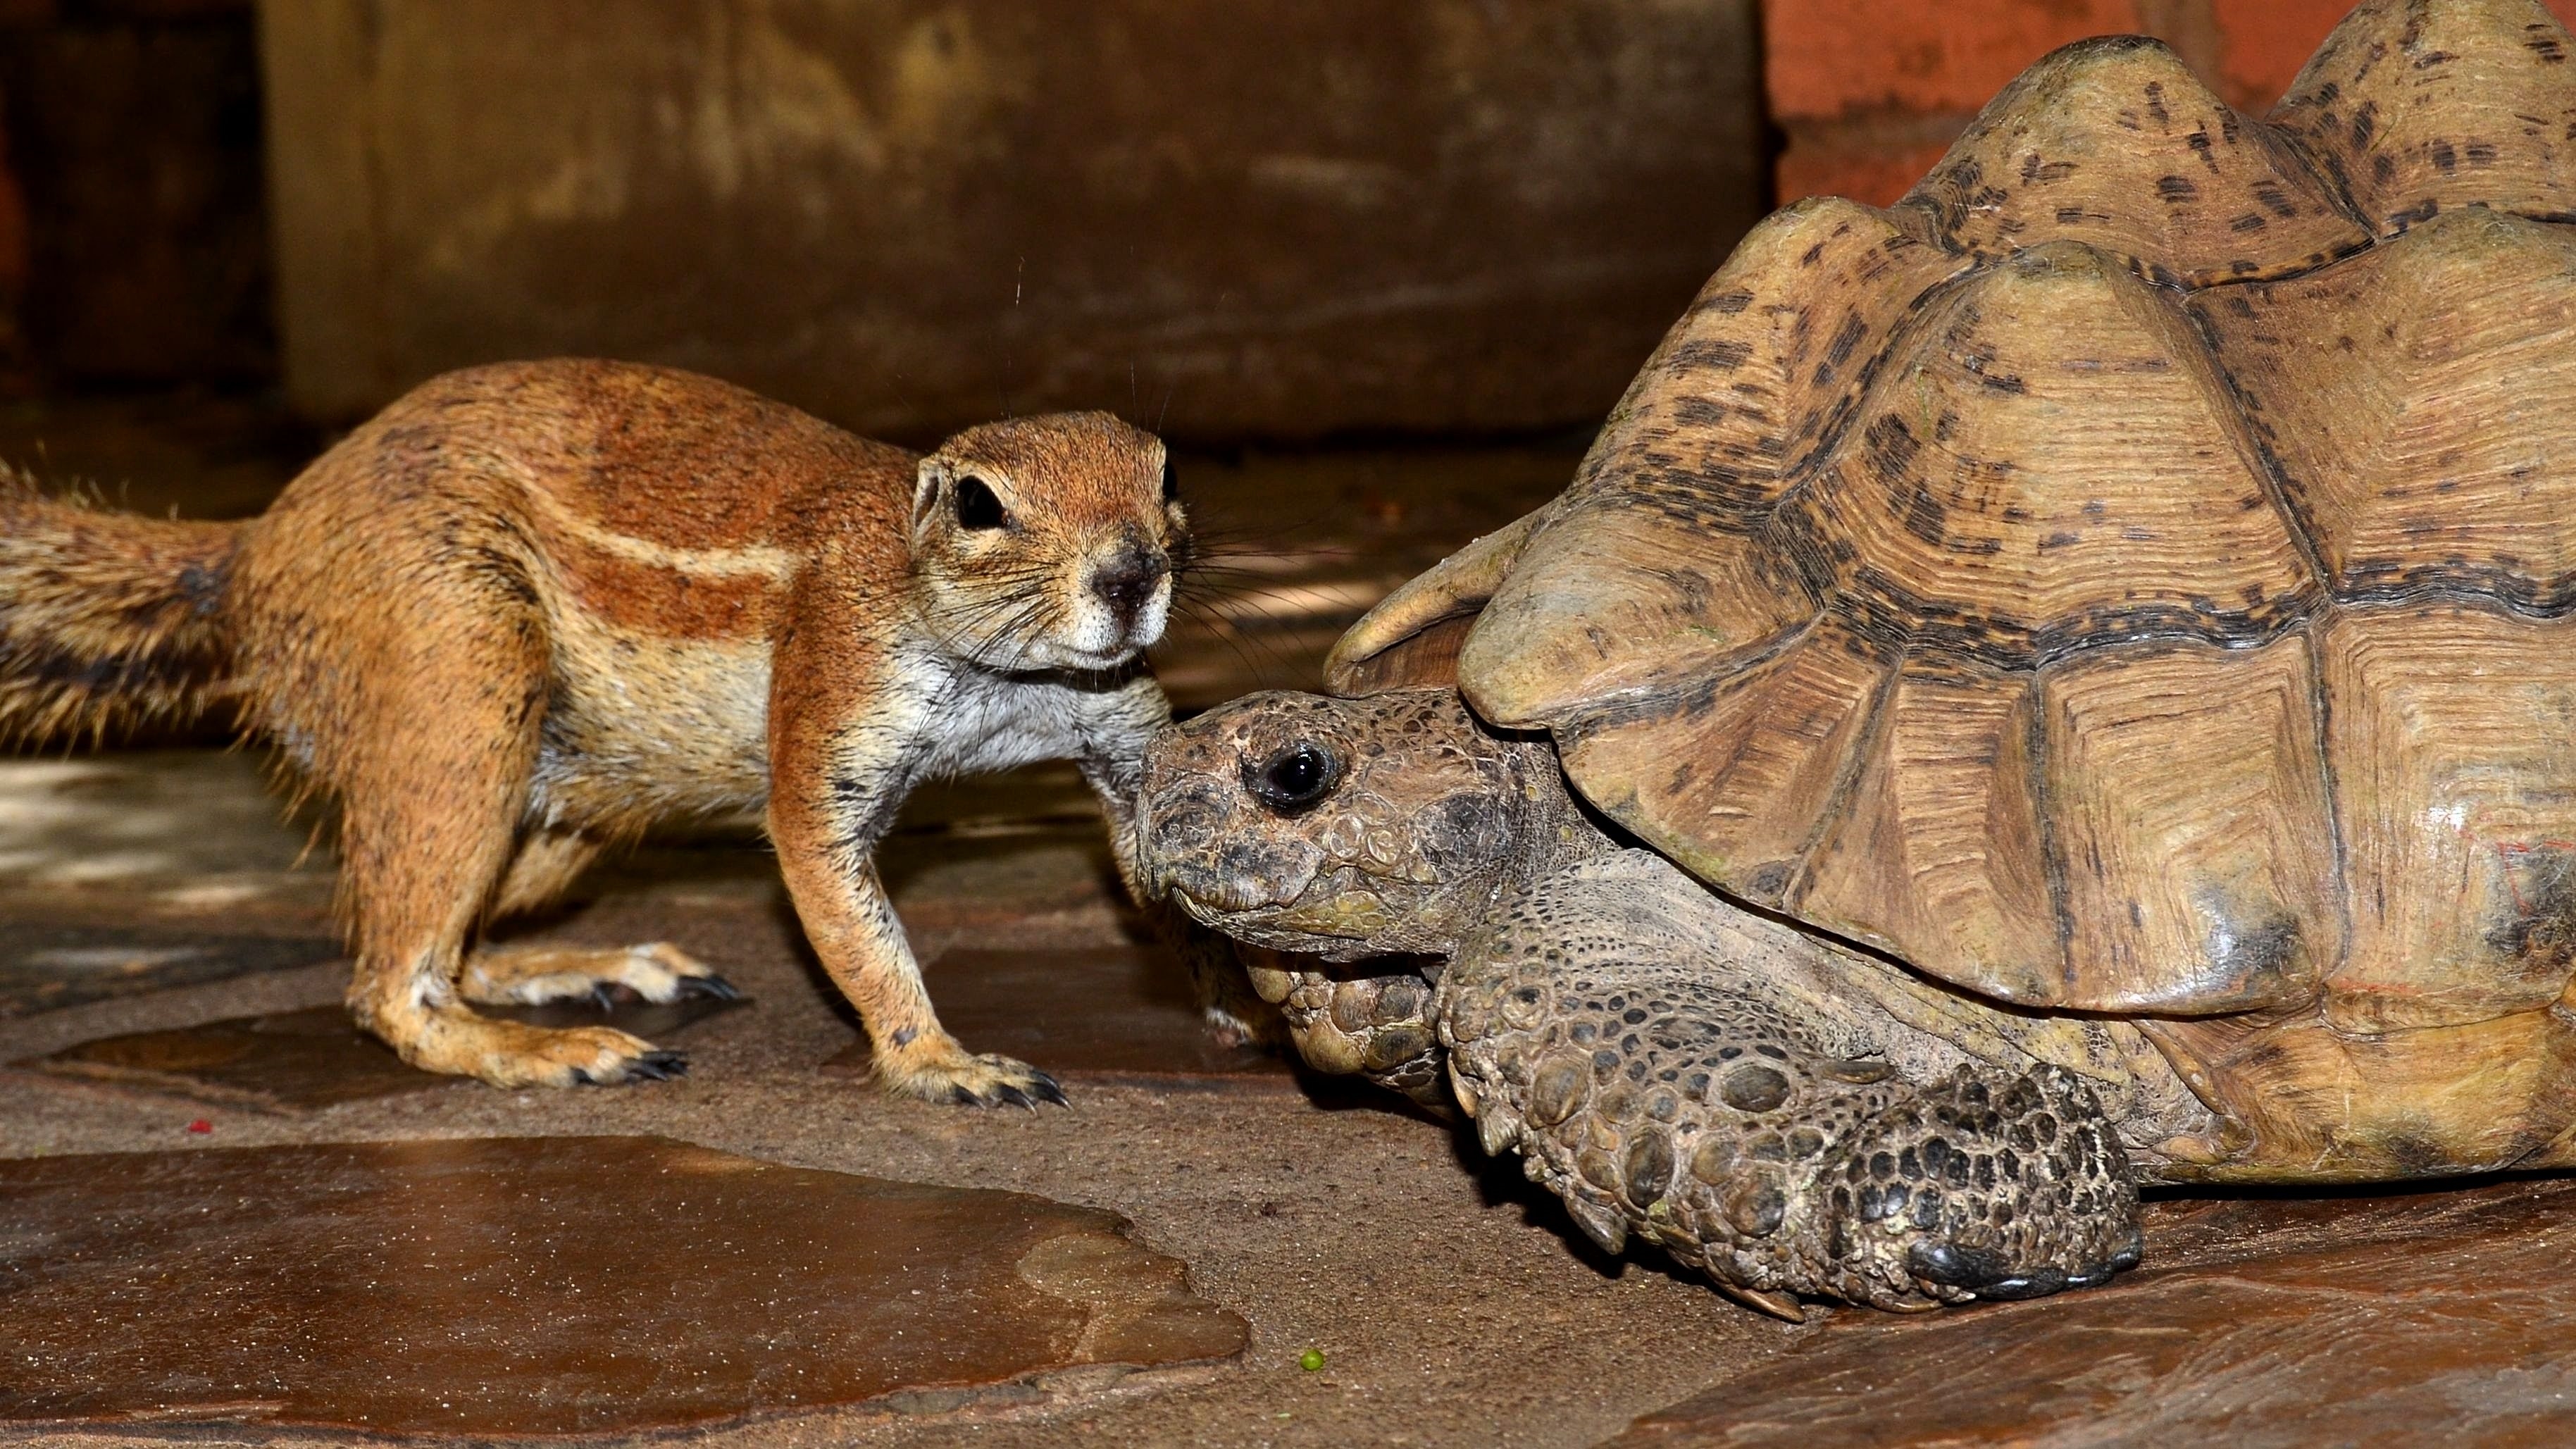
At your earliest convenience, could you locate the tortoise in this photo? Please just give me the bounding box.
[1138,0,2576,1317]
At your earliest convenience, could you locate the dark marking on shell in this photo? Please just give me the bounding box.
[1812,312,1872,388]
[2202,908,2304,996]
[2487,842,2576,981]
[1674,338,1755,371]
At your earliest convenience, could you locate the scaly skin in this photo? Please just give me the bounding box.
[1143,688,2144,1316]
[1438,854,2138,1310]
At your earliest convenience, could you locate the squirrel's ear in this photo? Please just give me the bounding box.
[910,457,948,540]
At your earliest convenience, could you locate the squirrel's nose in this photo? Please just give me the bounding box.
[1093,545,1169,620]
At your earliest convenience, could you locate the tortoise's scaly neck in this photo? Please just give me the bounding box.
[1512,735,1623,884]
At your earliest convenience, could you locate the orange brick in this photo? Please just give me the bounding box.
[2213,0,2372,110]
[2217,0,2576,111]
[1775,135,1960,209]
[1765,0,2144,120]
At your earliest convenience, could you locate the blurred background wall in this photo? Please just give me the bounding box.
[0,0,271,392]
[0,0,2558,455]
[259,0,1769,444]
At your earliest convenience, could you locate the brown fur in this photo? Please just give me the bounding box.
[0,359,1235,1100]
[0,475,238,744]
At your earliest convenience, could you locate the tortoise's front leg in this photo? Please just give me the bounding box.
[1442,854,2141,1315]
[1251,959,1446,1107]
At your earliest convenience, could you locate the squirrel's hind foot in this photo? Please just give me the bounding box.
[373,1002,686,1088]
[460,940,737,1007]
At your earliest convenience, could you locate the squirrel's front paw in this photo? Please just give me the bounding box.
[873,1034,1068,1109]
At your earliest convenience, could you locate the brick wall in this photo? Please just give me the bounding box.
[1767,0,2576,206]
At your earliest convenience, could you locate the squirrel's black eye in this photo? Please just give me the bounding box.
[1160,459,1180,504]
[1245,742,1341,814]
[954,475,1007,530]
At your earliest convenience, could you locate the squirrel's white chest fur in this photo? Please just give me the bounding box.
[830,630,1166,827]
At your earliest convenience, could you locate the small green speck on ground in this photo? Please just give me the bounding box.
[1300,1348,1326,1372]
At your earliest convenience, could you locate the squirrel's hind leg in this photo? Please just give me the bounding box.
[322,649,685,1088]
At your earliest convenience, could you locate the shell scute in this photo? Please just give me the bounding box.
[2190,206,2576,609]
[1555,617,1893,908]
[2274,0,2576,232]
[1459,506,1817,729]
[2032,631,2341,1014]
[1569,197,1965,530]
[1899,36,2366,287]
[1791,658,2062,1002]
[1786,240,2320,669]
[2143,1005,2576,1179]
[2317,600,2576,1032]
[1326,511,1539,696]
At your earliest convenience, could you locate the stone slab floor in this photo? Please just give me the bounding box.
[0,404,2568,1445]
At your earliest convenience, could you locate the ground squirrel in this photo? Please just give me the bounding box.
[0,358,1257,1105]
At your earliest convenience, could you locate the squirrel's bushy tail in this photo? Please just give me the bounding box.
[0,476,242,744]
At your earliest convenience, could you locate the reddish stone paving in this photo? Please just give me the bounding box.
[1614,1176,2576,1447]
[823,944,1294,1092]
[0,1136,1247,1436]
[0,925,337,1019]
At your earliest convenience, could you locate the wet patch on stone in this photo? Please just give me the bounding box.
[0,926,340,1019]
[0,1136,1247,1435]
[826,944,1292,1089]
[1612,1176,2576,1446]
[13,990,747,1112]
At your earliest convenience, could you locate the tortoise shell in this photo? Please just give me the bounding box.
[1327,0,2576,1164]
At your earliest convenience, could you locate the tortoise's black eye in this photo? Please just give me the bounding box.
[954,475,1007,530]
[1245,742,1341,814]
[1160,459,1180,504]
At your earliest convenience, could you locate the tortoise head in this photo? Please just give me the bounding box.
[1140,688,1570,964]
